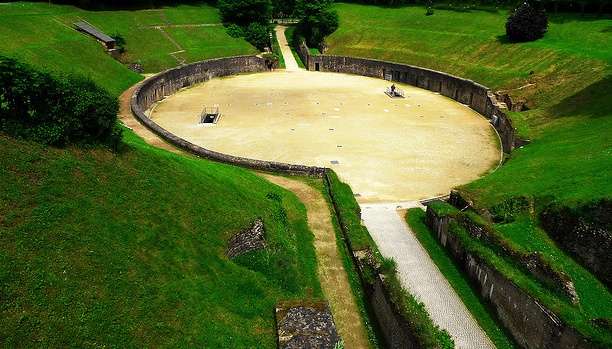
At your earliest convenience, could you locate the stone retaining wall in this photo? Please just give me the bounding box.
[131,55,326,177]
[302,48,518,153]
[323,172,420,348]
[426,207,596,349]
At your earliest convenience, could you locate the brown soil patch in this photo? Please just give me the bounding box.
[261,174,370,348]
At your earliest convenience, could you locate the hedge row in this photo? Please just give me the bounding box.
[0,56,120,149]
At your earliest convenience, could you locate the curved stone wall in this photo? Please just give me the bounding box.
[130,55,326,176]
[305,53,518,153]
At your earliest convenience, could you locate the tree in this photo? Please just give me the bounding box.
[245,22,271,50]
[218,0,272,26]
[506,1,548,42]
[295,0,338,48]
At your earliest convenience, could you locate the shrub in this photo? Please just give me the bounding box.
[245,22,272,50]
[111,32,126,53]
[506,1,548,42]
[218,0,272,26]
[225,23,245,38]
[295,0,339,48]
[0,56,121,149]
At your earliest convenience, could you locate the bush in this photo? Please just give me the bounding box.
[218,0,272,26]
[245,22,271,50]
[295,0,339,48]
[0,56,121,149]
[506,1,548,42]
[111,32,126,53]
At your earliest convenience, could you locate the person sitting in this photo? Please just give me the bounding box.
[390,84,396,94]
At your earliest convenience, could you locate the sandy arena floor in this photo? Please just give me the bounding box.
[149,70,500,202]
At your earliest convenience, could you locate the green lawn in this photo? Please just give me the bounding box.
[328,3,612,345]
[0,130,322,347]
[0,2,257,77]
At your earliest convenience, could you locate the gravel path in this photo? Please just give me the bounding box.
[360,202,495,349]
[262,174,370,348]
[275,25,300,71]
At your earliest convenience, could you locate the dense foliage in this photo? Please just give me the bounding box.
[272,0,297,16]
[0,56,120,149]
[218,0,272,50]
[505,1,548,42]
[218,0,271,25]
[295,0,339,48]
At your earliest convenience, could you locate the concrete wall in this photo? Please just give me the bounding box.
[131,56,326,177]
[426,208,596,349]
[303,52,518,153]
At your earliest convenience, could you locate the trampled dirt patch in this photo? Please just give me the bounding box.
[261,174,370,349]
[149,70,500,202]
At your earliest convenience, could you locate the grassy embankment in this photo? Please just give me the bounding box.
[1,3,320,347]
[327,3,612,346]
[0,2,257,80]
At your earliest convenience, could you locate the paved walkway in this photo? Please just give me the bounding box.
[275,25,300,71]
[360,202,494,349]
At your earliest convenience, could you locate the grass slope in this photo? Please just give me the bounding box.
[0,2,257,79]
[327,3,612,344]
[327,3,612,206]
[0,130,321,347]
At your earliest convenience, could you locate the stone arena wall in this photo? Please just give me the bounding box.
[425,207,596,349]
[131,55,326,177]
[304,51,518,153]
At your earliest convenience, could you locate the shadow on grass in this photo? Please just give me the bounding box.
[549,75,612,119]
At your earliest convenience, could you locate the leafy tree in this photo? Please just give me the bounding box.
[271,0,296,17]
[218,0,272,26]
[295,0,339,48]
[245,22,272,50]
[506,1,548,42]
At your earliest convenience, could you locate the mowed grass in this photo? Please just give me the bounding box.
[328,3,612,344]
[0,2,257,76]
[327,3,612,206]
[0,130,322,347]
[406,208,516,349]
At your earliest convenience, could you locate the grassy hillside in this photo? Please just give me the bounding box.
[0,130,321,347]
[327,3,612,206]
[327,3,612,345]
[0,2,257,90]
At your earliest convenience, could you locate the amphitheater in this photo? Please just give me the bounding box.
[130,28,515,349]
[148,69,500,202]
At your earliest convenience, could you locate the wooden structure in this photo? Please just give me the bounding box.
[74,21,116,50]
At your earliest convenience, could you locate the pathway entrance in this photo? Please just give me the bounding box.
[360,202,495,349]
[275,25,300,71]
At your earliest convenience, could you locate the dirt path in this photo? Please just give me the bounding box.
[261,174,370,349]
[361,202,495,349]
[122,84,368,347]
[275,25,300,71]
[118,85,183,154]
